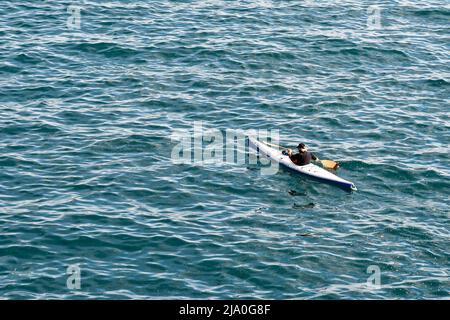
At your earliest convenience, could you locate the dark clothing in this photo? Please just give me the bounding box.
[290,151,317,166]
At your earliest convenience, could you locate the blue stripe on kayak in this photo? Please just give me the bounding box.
[280,162,356,191]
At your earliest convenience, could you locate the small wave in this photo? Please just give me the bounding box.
[71,42,141,58]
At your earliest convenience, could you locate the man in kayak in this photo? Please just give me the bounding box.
[284,143,318,166]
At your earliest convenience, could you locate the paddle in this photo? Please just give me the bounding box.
[263,141,339,170]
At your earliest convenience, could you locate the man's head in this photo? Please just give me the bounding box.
[297,143,308,153]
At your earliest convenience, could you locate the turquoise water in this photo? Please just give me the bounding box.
[0,1,449,299]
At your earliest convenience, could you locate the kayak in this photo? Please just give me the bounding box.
[248,137,357,191]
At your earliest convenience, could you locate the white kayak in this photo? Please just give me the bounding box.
[249,137,357,191]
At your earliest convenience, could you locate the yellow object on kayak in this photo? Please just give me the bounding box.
[320,159,339,170]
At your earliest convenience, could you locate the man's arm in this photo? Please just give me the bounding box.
[290,153,298,165]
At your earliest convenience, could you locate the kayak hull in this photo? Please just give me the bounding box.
[249,137,357,191]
